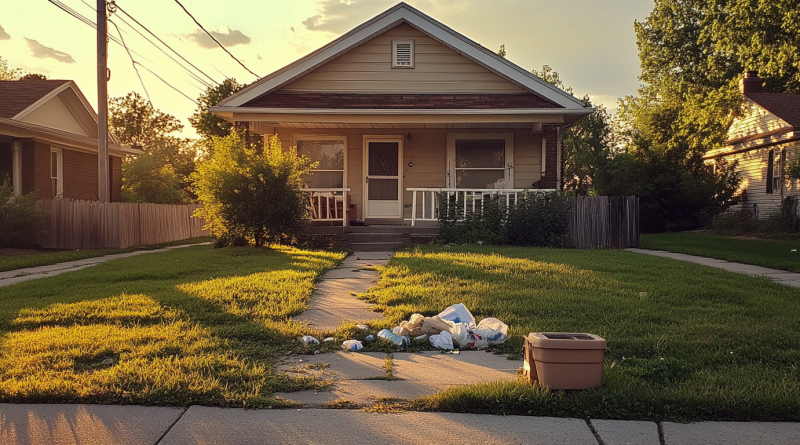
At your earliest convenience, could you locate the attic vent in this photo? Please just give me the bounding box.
[392,40,414,69]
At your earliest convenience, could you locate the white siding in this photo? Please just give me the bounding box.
[280,23,525,94]
[19,94,88,136]
[728,99,791,141]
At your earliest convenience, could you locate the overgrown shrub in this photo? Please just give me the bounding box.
[192,132,315,246]
[436,191,572,248]
[0,179,44,247]
[506,192,572,247]
[711,197,799,236]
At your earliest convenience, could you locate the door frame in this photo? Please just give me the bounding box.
[362,135,404,219]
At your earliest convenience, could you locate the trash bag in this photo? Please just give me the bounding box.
[469,330,489,350]
[429,330,454,350]
[449,322,471,349]
[475,317,509,345]
[342,340,363,351]
[378,329,410,348]
[421,316,451,335]
[300,336,320,345]
[437,303,476,328]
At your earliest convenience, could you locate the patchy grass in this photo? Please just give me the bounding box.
[0,245,344,407]
[640,232,800,272]
[0,237,211,273]
[361,245,800,421]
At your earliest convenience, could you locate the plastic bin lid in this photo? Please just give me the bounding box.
[527,332,607,350]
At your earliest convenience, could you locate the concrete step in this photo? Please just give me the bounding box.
[346,226,438,234]
[347,233,404,243]
[349,242,403,252]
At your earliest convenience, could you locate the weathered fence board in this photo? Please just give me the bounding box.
[36,199,207,249]
[569,196,639,249]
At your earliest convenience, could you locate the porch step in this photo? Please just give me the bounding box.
[350,242,404,252]
[348,233,403,243]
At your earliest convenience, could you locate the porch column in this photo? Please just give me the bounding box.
[12,141,22,195]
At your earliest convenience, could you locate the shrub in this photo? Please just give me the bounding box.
[711,197,798,236]
[0,179,44,247]
[192,132,316,246]
[437,193,507,245]
[506,192,572,247]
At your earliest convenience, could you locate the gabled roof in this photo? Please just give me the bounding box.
[220,2,587,110]
[0,80,68,119]
[746,93,800,129]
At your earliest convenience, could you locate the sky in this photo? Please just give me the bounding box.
[0,0,655,138]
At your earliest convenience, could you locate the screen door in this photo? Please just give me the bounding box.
[364,139,402,218]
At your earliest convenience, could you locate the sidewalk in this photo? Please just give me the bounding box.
[0,244,208,288]
[2,403,798,445]
[625,248,800,288]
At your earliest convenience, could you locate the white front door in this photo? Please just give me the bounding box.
[364,137,403,219]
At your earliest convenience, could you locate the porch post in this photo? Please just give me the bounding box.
[11,141,22,195]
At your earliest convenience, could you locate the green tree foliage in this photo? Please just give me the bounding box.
[192,132,316,246]
[0,56,47,81]
[0,179,43,248]
[109,92,197,203]
[190,79,246,142]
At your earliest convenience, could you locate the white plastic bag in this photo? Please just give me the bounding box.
[437,303,476,328]
[341,340,363,351]
[429,331,454,350]
[300,336,320,345]
[448,322,471,349]
[475,317,509,345]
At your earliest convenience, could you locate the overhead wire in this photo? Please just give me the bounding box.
[109,19,150,101]
[172,0,260,78]
[134,63,198,104]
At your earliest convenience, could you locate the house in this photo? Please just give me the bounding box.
[0,79,139,201]
[705,71,800,217]
[211,2,592,228]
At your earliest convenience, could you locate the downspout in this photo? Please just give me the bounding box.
[12,141,22,195]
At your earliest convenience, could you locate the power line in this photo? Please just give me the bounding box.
[110,19,150,101]
[111,2,219,86]
[135,63,198,104]
[172,0,260,78]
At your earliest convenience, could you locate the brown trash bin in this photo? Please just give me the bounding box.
[523,332,606,390]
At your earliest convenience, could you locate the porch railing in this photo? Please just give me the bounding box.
[305,188,350,224]
[407,188,558,226]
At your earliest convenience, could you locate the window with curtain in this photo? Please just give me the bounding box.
[454,139,506,189]
[296,138,345,188]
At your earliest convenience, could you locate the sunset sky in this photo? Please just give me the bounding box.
[0,0,654,137]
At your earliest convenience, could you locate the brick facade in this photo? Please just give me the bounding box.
[63,149,98,200]
[21,141,51,199]
[244,92,563,109]
[0,143,12,180]
[540,124,560,189]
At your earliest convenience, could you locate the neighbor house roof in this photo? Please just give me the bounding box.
[217,2,589,111]
[0,80,69,119]
[746,93,800,129]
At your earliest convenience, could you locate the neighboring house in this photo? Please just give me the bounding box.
[0,80,139,201]
[706,71,800,217]
[211,2,592,226]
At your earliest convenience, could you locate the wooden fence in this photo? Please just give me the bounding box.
[36,199,208,249]
[569,196,639,249]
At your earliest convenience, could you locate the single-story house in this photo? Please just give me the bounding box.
[211,2,593,226]
[705,71,800,217]
[0,79,139,201]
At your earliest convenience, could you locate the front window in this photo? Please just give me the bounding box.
[447,134,513,189]
[295,137,346,188]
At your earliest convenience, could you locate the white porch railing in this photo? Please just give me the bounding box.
[407,188,558,226]
[304,188,350,224]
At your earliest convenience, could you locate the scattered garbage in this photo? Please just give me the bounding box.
[356,324,369,330]
[365,334,374,342]
[323,337,335,342]
[378,329,410,347]
[300,336,320,345]
[387,303,509,351]
[342,340,364,351]
[314,350,321,355]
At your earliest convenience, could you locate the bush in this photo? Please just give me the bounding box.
[436,191,571,248]
[506,192,572,247]
[711,196,799,236]
[0,179,44,247]
[192,132,315,246]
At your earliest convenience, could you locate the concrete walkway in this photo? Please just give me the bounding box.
[294,252,392,331]
[2,403,798,445]
[626,248,800,288]
[0,244,208,288]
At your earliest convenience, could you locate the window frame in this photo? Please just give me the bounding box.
[446,133,514,189]
[292,135,348,190]
[50,148,63,198]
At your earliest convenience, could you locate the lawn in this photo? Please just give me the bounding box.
[0,237,211,273]
[361,245,800,421]
[640,232,800,272]
[0,245,344,407]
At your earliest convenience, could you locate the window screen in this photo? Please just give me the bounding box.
[454,139,506,189]
[297,139,345,188]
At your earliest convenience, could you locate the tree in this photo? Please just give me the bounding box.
[190,79,246,141]
[0,56,46,81]
[121,153,188,204]
[109,92,183,149]
[192,132,316,246]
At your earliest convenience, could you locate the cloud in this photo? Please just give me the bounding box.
[25,38,75,63]
[290,27,296,33]
[256,53,262,61]
[0,25,10,40]
[185,28,251,49]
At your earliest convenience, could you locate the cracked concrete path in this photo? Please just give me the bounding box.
[294,252,392,331]
[626,248,800,288]
[0,244,209,288]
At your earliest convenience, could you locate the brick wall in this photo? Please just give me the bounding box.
[21,141,52,199]
[540,124,560,189]
[110,155,121,202]
[244,92,563,109]
[63,149,99,200]
[0,143,12,180]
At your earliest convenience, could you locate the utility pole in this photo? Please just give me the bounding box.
[97,0,109,202]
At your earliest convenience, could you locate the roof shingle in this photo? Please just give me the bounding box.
[0,80,70,119]
[746,93,800,129]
